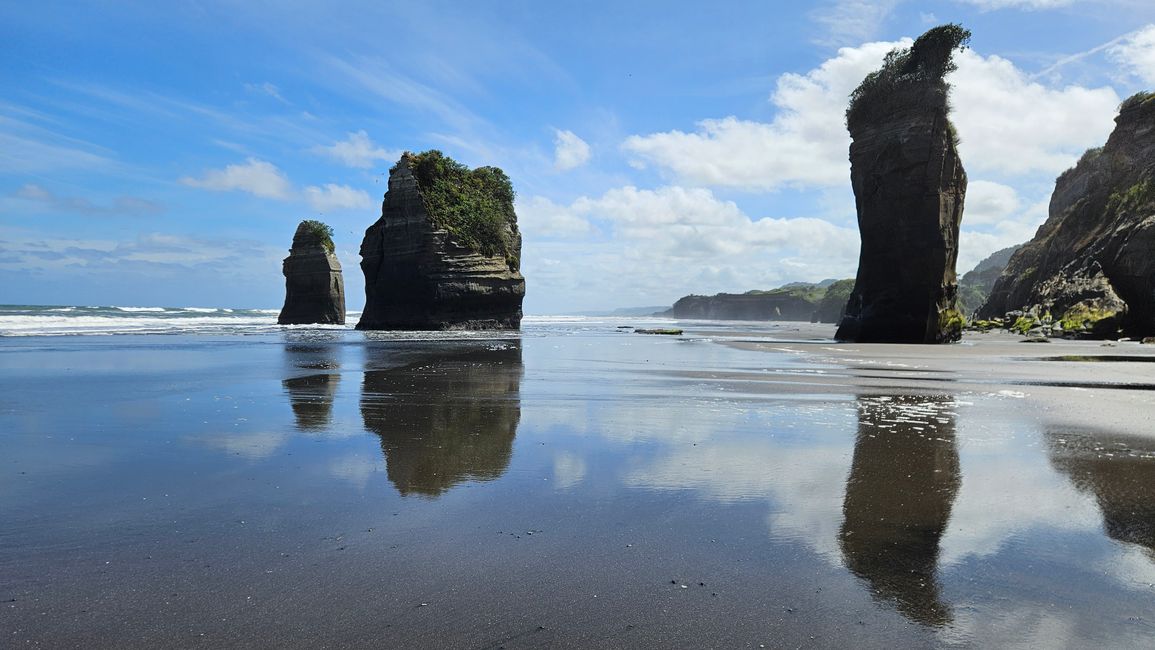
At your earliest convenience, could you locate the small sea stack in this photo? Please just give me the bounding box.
[836,25,970,343]
[357,150,525,330]
[277,220,345,325]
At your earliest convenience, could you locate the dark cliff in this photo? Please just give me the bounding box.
[978,92,1155,337]
[836,25,970,343]
[277,220,345,325]
[358,151,526,331]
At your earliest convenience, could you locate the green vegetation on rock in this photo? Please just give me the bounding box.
[938,307,966,339]
[400,150,519,268]
[846,23,971,129]
[1119,90,1154,113]
[1105,180,1153,217]
[1059,304,1117,333]
[301,219,335,253]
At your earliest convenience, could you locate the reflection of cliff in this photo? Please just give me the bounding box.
[1049,432,1155,554]
[361,343,522,497]
[283,342,343,432]
[839,394,960,626]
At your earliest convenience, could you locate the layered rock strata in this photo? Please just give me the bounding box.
[277,220,345,325]
[978,92,1155,338]
[358,152,525,330]
[836,25,970,343]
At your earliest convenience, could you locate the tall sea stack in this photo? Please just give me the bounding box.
[836,25,970,343]
[358,151,525,330]
[978,92,1155,338]
[278,220,345,325]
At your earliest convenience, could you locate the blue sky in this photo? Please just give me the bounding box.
[3,1,1154,313]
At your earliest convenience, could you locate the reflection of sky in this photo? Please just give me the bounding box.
[7,325,1155,645]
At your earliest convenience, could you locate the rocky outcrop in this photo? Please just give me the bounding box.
[811,278,855,324]
[978,92,1155,338]
[278,220,345,325]
[357,151,525,330]
[958,245,1020,315]
[663,280,853,322]
[836,25,970,343]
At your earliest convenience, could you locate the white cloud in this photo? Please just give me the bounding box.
[964,180,1021,225]
[180,158,293,199]
[622,40,897,191]
[955,0,1076,9]
[623,40,1118,191]
[312,130,396,169]
[950,50,1119,176]
[303,183,373,211]
[1107,24,1155,85]
[517,195,594,238]
[552,129,591,170]
[244,81,287,103]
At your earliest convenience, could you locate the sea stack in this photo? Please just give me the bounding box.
[978,92,1155,338]
[357,150,525,330]
[277,220,345,325]
[836,25,970,343]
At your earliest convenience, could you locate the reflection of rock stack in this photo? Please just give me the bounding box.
[839,395,960,626]
[361,343,522,497]
[1049,432,1155,554]
[283,343,342,431]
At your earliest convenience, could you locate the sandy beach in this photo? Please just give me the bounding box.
[3,318,1155,648]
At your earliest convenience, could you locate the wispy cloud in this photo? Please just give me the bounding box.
[311,130,397,169]
[810,0,903,47]
[11,184,164,216]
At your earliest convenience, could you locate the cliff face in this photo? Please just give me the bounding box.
[836,26,969,343]
[357,153,525,330]
[277,220,345,325]
[978,93,1155,337]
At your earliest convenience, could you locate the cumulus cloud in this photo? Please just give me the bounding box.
[312,130,396,168]
[623,40,897,191]
[950,49,1119,176]
[553,129,591,170]
[520,185,860,310]
[303,183,373,211]
[963,180,1021,225]
[1107,24,1155,85]
[624,40,1117,190]
[181,158,373,212]
[180,158,293,199]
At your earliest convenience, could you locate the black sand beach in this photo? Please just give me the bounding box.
[3,319,1155,648]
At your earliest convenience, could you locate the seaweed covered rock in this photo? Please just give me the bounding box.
[358,151,526,330]
[978,92,1155,338]
[836,25,970,343]
[277,220,345,325]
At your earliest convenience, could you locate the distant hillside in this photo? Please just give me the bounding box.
[958,245,1020,315]
[663,279,854,323]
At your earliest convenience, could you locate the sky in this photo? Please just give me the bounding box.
[2,0,1154,314]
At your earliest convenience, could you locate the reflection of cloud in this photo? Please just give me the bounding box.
[620,402,857,563]
[200,431,289,460]
[552,452,587,490]
[328,453,381,490]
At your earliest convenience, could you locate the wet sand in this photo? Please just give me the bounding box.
[3,322,1155,648]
